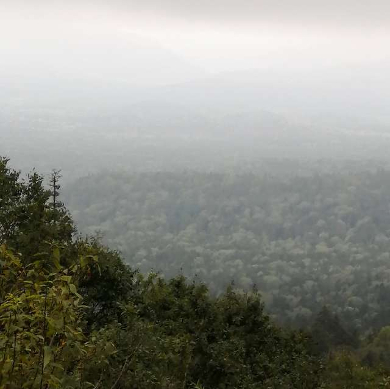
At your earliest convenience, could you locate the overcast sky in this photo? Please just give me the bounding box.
[1,1,390,83]
[4,0,390,26]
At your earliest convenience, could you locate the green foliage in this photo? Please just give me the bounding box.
[87,275,322,389]
[323,350,390,388]
[75,237,138,327]
[0,244,113,388]
[359,326,390,370]
[311,307,358,354]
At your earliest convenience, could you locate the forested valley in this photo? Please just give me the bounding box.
[64,166,390,333]
[3,157,390,388]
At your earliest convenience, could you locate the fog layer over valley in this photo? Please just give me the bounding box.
[3,73,390,180]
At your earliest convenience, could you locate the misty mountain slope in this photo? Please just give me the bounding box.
[146,64,390,120]
[3,44,390,123]
[0,32,206,109]
[105,100,290,139]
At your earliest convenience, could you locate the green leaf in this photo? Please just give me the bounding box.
[86,255,99,263]
[53,247,61,270]
[44,346,53,369]
[80,256,87,268]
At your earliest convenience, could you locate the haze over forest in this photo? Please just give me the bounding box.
[3,1,390,387]
[2,0,390,178]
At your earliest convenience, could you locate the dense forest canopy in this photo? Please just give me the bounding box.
[3,158,390,388]
[64,168,390,333]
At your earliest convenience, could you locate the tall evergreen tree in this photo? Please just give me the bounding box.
[0,158,74,259]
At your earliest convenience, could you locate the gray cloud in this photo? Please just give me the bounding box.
[3,0,390,28]
[83,0,390,27]
[1,0,389,85]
